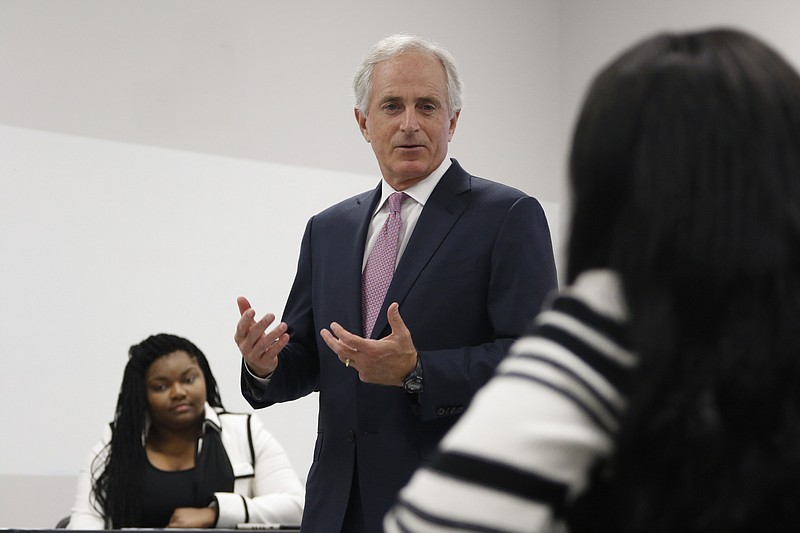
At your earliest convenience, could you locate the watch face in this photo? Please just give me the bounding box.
[404,381,421,393]
[404,375,423,393]
[404,357,423,393]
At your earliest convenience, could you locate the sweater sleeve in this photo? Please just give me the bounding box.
[67,428,111,530]
[214,415,304,528]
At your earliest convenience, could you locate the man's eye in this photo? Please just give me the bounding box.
[383,103,399,112]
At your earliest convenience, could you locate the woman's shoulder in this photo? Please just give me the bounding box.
[212,408,250,425]
[212,408,268,433]
[213,407,250,418]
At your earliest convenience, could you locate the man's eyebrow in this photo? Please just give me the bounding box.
[376,94,443,104]
[377,95,400,104]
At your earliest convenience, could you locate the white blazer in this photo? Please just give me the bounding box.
[68,404,304,529]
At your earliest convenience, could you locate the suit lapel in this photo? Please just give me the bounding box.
[370,160,471,338]
[338,184,382,335]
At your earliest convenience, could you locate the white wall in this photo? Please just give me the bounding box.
[4,0,800,528]
[0,0,562,201]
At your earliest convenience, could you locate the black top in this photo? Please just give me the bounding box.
[138,427,236,527]
[141,463,203,527]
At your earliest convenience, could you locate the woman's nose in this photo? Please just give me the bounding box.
[170,383,187,398]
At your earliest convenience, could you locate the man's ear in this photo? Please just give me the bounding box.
[355,107,370,142]
[447,110,461,141]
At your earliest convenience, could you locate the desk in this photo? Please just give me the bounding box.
[1,529,300,533]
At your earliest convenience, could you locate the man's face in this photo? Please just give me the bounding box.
[356,51,460,191]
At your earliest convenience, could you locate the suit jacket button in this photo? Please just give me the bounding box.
[436,407,446,416]
[348,429,355,442]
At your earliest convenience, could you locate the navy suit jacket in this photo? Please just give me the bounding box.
[242,159,558,532]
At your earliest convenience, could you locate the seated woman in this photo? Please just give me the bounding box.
[68,333,304,529]
[385,28,800,532]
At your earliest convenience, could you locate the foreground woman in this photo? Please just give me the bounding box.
[386,28,800,532]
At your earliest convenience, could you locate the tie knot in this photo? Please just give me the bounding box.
[388,192,408,214]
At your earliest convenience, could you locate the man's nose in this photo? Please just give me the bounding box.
[400,109,420,132]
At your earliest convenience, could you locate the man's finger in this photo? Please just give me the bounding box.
[234,308,257,343]
[386,302,406,332]
[248,315,281,352]
[329,322,365,351]
[255,312,277,332]
[321,327,360,361]
[237,296,253,316]
[320,328,345,358]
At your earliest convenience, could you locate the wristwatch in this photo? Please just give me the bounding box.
[403,355,424,393]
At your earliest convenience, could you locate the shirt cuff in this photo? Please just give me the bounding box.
[243,358,272,385]
[213,493,247,528]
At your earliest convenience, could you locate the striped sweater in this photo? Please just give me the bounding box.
[384,270,633,533]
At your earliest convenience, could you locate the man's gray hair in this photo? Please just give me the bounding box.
[352,33,463,118]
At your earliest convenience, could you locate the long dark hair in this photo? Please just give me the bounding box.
[92,333,223,528]
[567,29,800,531]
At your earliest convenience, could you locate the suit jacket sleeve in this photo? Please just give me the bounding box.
[414,194,557,421]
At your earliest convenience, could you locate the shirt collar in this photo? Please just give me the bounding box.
[376,155,452,214]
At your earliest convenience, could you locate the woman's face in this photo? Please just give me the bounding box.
[145,350,207,432]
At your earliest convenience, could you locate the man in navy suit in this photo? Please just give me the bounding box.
[235,34,558,533]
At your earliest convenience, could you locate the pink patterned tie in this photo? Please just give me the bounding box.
[362,192,409,338]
